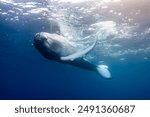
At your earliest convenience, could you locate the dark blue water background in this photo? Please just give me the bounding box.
[0,0,150,99]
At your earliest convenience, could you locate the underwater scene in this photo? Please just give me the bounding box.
[0,0,150,99]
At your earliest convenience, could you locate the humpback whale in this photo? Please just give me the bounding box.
[34,32,111,78]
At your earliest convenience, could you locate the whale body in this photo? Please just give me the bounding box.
[34,32,111,78]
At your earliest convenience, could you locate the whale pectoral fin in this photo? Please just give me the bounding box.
[60,40,97,61]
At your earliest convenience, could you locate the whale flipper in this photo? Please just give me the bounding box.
[60,40,97,61]
[96,65,111,78]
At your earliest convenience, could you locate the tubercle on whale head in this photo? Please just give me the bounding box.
[34,32,56,46]
[34,32,47,43]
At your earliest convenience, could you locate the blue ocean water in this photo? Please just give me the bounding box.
[0,0,150,100]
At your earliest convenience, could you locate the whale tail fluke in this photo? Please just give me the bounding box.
[96,65,112,78]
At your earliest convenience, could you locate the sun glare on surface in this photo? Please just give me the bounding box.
[56,0,121,3]
[0,0,14,3]
[102,0,121,3]
[57,0,91,3]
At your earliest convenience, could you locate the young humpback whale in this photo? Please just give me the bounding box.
[34,32,111,78]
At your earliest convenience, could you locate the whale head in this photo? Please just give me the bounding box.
[34,32,63,60]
